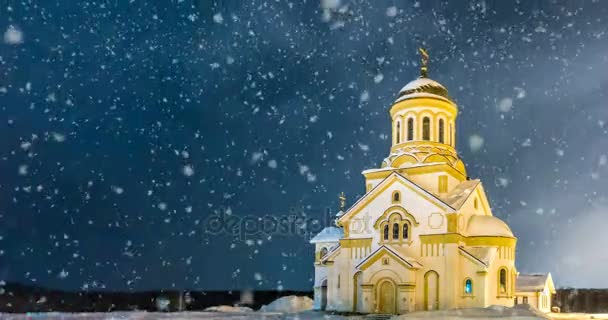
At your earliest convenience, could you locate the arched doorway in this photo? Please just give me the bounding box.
[353,272,362,312]
[377,280,396,314]
[320,279,328,310]
[424,270,439,310]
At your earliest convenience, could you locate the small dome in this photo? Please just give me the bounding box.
[397,77,451,101]
[466,215,513,237]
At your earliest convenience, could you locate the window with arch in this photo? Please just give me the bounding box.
[392,223,399,240]
[464,278,473,294]
[392,191,401,203]
[422,117,430,140]
[499,268,507,294]
[319,247,328,259]
[407,118,414,141]
[474,198,478,210]
[438,119,445,143]
[381,214,413,243]
[395,121,401,144]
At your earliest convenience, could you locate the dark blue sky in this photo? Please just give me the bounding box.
[1,0,608,291]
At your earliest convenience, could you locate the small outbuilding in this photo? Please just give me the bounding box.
[515,273,556,313]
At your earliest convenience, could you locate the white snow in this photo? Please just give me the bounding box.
[468,134,484,152]
[267,159,278,169]
[0,305,566,319]
[309,226,343,243]
[212,13,224,24]
[386,6,398,17]
[497,97,513,112]
[203,305,253,312]
[182,165,195,176]
[259,295,313,313]
[320,0,341,10]
[4,25,23,44]
[360,90,370,102]
[399,78,447,93]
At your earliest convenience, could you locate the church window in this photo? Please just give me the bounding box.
[382,257,389,265]
[438,175,448,193]
[523,296,528,304]
[474,198,478,210]
[392,191,401,203]
[464,278,473,294]
[422,117,430,140]
[402,223,409,239]
[320,247,328,259]
[438,119,445,143]
[395,121,401,144]
[337,274,340,289]
[407,118,414,141]
[392,223,399,240]
[499,268,507,294]
[383,225,389,241]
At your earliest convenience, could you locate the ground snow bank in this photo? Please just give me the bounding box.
[259,295,313,313]
[393,304,550,319]
[203,305,254,312]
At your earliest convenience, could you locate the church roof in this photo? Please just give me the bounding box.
[309,227,343,243]
[356,245,423,270]
[439,179,480,209]
[395,77,452,103]
[337,171,455,225]
[459,246,496,267]
[466,214,514,237]
[516,273,555,293]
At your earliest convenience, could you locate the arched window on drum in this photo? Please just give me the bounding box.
[438,119,445,143]
[422,117,431,141]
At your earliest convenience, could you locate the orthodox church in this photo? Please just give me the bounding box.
[310,50,532,314]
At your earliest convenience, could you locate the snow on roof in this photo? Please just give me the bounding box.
[466,214,514,237]
[439,179,480,209]
[399,77,447,93]
[309,227,343,243]
[459,246,496,267]
[516,274,551,292]
[394,92,452,104]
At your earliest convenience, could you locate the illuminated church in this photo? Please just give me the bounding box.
[310,50,527,314]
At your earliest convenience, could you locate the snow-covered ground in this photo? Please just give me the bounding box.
[2,310,608,320]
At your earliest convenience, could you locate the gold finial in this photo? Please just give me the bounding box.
[418,47,429,78]
[338,192,346,210]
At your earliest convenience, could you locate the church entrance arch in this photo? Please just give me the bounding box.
[377,279,397,314]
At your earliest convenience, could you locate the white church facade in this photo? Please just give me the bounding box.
[310,50,541,314]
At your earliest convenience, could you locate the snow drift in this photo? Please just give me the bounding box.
[258,295,313,313]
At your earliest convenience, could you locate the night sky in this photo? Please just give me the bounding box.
[1,0,608,292]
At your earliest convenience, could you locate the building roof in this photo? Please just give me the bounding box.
[355,245,423,270]
[309,227,343,244]
[516,273,556,293]
[396,77,452,102]
[459,246,496,267]
[466,214,514,237]
[439,179,480,209]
